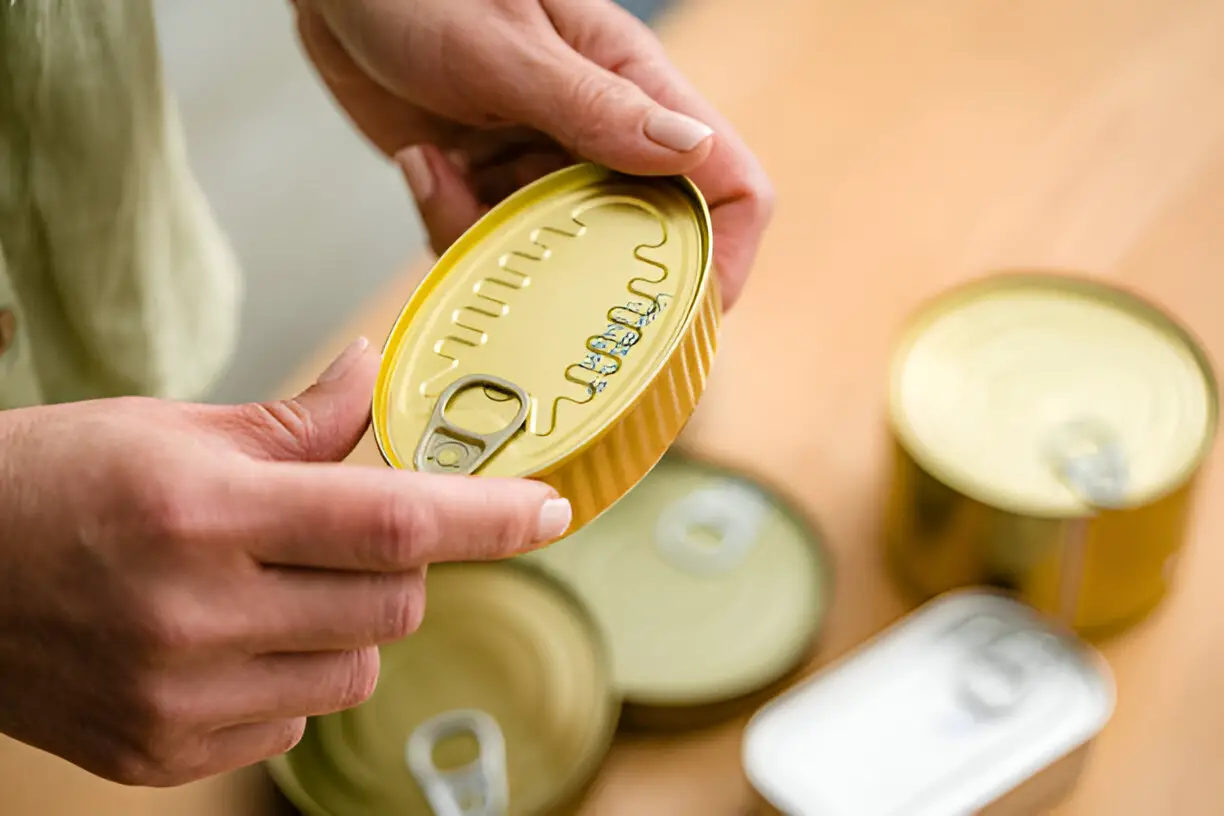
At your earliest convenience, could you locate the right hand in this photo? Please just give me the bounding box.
[0,337,570,786]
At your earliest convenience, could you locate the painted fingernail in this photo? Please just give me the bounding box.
[644,108,714,153]
[534,498,573,544]
[396,146,435,202]
[317,337,369,384]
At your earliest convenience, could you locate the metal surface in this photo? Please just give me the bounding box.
[522,454,829,724]
[265,563,618,816]
[743,590,1115,816]
[885,273,1218,635]
[413,374,531,475]
[372,163,719,533]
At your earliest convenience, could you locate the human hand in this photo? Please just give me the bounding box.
[292,0,774,310]
[0,338,569,786]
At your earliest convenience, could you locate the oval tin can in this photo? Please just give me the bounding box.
[522,453,831,729]
[743,590,1115,816]
[265,562,619,816]
[372,164,719,534]
[884,272,1218,637]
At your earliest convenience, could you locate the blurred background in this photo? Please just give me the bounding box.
[155,0,671,403]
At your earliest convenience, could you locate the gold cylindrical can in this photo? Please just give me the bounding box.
[885,272,1218,637]
[371,163,719,534]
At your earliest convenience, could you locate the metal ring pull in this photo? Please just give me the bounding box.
[1042,417,1131,624]
[405,709,509,816]
[654,481,768,575]
[414,374,530,475]
[1044,416,1131,510]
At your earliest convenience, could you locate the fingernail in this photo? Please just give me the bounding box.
[317,337,369,384]
[644,108,714,153]
[396,146,435,201]
[534,498,572,544]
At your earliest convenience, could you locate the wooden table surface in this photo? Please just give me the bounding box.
[5,0,1224,813]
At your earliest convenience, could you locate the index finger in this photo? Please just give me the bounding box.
[545,0,776,311]
[236,462,571,571]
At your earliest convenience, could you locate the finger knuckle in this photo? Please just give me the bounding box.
[566,73,632,156]
[335,648,381,710]
[103,698,196,786]
[237,400,317,460]
[383,576,426,640]
[133,481,202,545]
[137,591,206,656]
[130,676,191,743]
[370,495,436,567]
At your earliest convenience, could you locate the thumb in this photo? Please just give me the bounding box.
[499,46,715,176]
[233,337,381,463]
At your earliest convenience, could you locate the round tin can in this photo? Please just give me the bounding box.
[522,453,831,729]
[372,163,719,534]
[885,272,1218,637]
[265,562,619,816]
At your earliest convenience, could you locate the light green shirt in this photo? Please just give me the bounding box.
[0,0,240,409]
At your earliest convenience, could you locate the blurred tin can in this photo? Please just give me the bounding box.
[743,590,1115,816]
[884,273,1218,636]
[266,562,618,816]
[371,163,719,534]
[523,453,831,729]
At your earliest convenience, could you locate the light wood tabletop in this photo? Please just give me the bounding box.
[4,0,1224,813]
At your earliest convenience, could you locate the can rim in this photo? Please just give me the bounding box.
[888,270,1220,519]
[584,445,836,709]
[370,163,716,479]
[264,559,623,816]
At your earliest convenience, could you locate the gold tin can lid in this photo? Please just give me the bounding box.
[265,562,618,816]
[890,273,1219,517]
[372,163,719,532]
[522,454,830,709]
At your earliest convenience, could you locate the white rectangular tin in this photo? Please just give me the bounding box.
[743,590,1115,816]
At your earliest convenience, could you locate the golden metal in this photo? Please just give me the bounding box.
[885,272,1219,637]
[266,562,618,816]
[372,163,719,532]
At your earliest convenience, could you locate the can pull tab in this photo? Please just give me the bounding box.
[405,709,509,816]
[414,374,530,475]
[1044,417,1130,510]
[957,629,1061,722]
[1043,417,1131,625]
[654,482,768,575]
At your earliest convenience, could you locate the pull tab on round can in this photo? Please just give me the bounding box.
[1044,417,1131,510]
[414,374,530,476]
[405,709,510,816]
[654,481,768,575]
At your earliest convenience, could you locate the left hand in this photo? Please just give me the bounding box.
[291,0,773,311]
